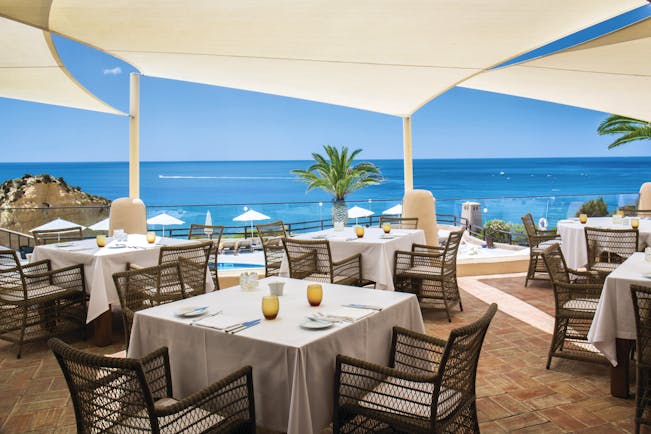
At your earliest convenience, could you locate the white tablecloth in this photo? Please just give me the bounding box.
[280,227,426,290]
[588,252,651,365]
[557,216,651,269]
[128,277,425,434]
[31,235,213,322]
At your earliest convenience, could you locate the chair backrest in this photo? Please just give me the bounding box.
[159,241,212,294]
[282,238,332,281]
[188,224,224,242]
[49,338,165,433]
[402,189,438,246]
[113,263,184,347]
[521,213,536,238]
[0,250,25,298]
[541,243,570,284]
[584,227,639,270]
[442,229,464,270]
[257,221,288,277]
[109,197,147,236]
[631,285,651,366]
[32,226,83,245]
[378,216,419,230]
[639,182,651,217]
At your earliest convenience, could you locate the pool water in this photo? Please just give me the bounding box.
[211,262,264,270]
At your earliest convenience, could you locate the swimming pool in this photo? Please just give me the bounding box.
[211,262,264,270]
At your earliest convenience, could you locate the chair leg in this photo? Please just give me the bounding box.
[17,307,28,359]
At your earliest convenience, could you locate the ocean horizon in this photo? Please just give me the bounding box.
[1,156,648,227]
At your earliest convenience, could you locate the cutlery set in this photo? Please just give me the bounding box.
[225,319,261,334]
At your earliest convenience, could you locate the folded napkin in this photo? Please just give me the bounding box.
[320,306,376,322]
[193,314,258,330]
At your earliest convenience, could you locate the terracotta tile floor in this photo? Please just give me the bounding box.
[0,274,648,433]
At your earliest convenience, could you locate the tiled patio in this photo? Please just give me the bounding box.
[0,273,646,433]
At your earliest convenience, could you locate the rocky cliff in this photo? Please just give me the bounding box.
[0,174,111,236]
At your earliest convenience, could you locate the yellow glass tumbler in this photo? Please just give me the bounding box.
[261,295,279,320]
[382,222,391,234]
[307,284,323,307]
[632,217,640,229]
[579,214,588,224]
[146,231,156,243]
[355,226,365,238]
[96,235,107,247]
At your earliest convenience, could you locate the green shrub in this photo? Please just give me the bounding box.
[575,197,608,217]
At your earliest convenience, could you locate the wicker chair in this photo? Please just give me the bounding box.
[282,238,363,286]
[521,213,561,286]
[631,285,651,433]
[378,216,419,230]
[333,303,497,434]
[540,243,608,369]
[158,241,213,298]
[49,338,256,434]
[256,220,288,277]
[393,230,464,322]
[584,227,639,278]
[187,224,224,289]
[32,226,83,245]
[114,263,185,350]
[0,249,86,358]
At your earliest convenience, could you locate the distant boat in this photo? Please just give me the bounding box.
[499,171,505,175]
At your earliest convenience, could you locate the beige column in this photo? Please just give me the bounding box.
[129,72,140,198]
[402,116,413,192]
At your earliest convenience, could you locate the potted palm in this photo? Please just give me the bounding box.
[292,146,382,225]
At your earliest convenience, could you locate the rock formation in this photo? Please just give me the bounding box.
[0,174,111,237]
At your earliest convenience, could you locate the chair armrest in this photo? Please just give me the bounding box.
[554,281,603,307]
[391,326,446,373]
[127,263,145,270]
[412,243,444,253]
[568,268,605,285]
[24,264,85,290]
[332,253,361,267]
[154,366,254,427]
[536,229,558,237]
[22,259,51,274]
[332,253,362,283]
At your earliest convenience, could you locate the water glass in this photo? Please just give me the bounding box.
[96,235,107,247]
[146,231,156,243]
[579,214,588,224]
[334,221,345,232]
[307,283,323,306]
[239,272,259,291]
[632,218,640,229]
[262,295,279,320]
[355,226,365,238]
[382,222,391,234]
[269,281,285,296]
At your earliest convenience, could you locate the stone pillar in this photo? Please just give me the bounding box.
[403,190,438,246]
[462,202,482,229]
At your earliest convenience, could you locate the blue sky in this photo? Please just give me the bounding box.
[1,5,650,163]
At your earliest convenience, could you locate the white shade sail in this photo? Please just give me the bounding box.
[147,213,184,226]
[382,204,403,215]
[348,206,374,219]
[0,1,644,117]
[0,16,124,115]
[461,17,651,122]
[31,217,85,232]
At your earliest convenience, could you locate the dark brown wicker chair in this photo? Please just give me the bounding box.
[378,216,419,230]
[521,213,561,286]
[541,243,608,369]
[114,263,185,350]
[282,237,362,286]
[0,249,86,358]
[187,224,224,289]
[393,230,464,322]
[334,303,497,434]
[584,227,639,279]
[158,241,213,298]
[256,220,288,277]
[49,338,256,434]
[631,285,651,433]
[32,226,83,245]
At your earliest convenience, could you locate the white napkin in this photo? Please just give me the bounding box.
[320,306,376,322]
[193,314,255,330]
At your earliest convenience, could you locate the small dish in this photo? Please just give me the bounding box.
[643,273,651,279]
[381,234,396,239]
[300,319,334,330]
[176,306,208,317]
[109,243,127,249]
[56,243,74,248]
[311,234,327,239]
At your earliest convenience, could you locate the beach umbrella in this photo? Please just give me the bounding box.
[31,217,86,232]
[147,213,185,237]
[347,206,374,224]
[204,211,214,235]
[233,208,270,236]
[89,217,110,232]
[382,204,403,215]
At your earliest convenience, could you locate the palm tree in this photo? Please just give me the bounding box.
[597,114,651,149]
[292,146,382,224]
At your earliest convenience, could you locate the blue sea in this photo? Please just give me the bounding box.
[0,157,648,227]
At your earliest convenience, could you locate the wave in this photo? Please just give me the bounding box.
[159,175,295,180]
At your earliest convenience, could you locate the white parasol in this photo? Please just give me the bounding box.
[233,208,270,236]
[147,213,185,237]
[382,204,403,215]
[89,217,110,232]
[347,206,374,224]
[204,211,214,235]
[31,217,86,232]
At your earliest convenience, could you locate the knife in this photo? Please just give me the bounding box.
[226,319,261,334]
[343,303,383,311]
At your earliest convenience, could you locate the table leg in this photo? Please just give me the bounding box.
[93,308,113,347]
[611,338,634,398]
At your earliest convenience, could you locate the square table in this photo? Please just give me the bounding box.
[588,252,649,397]
[280,227,426,290]
[128,277,425,434]
[32,234,214,343]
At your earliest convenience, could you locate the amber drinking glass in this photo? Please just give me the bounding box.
[382,223,391,234]
[261,295,279,320]
[96,235,107,247]
[307,284,323,307]
[355,226,365,238]
[579,214,588,224]
[146,231,156,244]
[632,217,640,229]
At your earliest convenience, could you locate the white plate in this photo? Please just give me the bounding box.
[56,243,74,248]
[108,243,126,249]
[300,319,334,330]
[176,306,209,317]
[643,273,651,279]
[311,234,327,239]
[381,234,396,239]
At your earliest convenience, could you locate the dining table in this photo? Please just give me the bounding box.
[557,216,651,269]
[279,226,426,290]
[587,251,650,398]
[31,234,213,344]
[128,277,425,434]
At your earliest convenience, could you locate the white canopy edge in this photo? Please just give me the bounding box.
[0,16,124,115]
[0,0,644,117]
[460,17,651,122]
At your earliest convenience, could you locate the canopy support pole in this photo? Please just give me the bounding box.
[129,72,140,198]
[402,116,413,192]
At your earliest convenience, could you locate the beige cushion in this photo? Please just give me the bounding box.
[640,182,651,216]
[109,197,147,236]
[403,190,438,246]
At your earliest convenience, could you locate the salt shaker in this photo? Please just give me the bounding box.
[240,273,250,290]
[645,247,651,262]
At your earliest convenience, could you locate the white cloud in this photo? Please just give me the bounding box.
[103,66,122,75]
